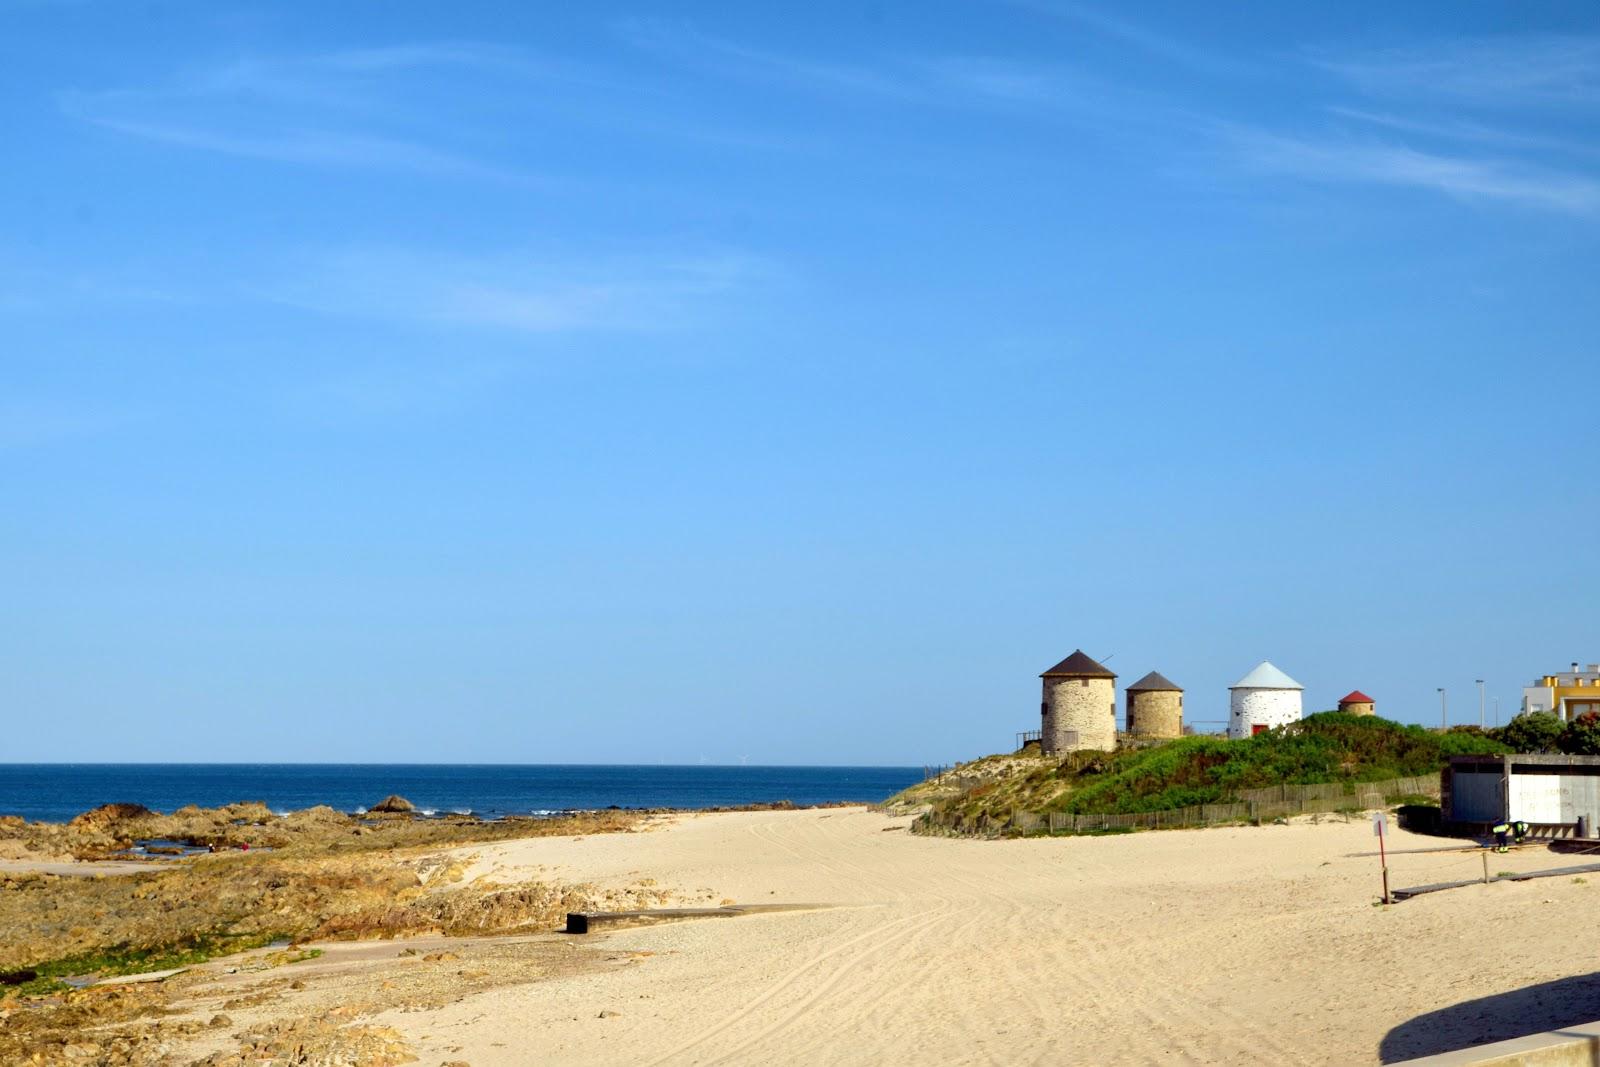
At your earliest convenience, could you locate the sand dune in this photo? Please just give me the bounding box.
[379,807,1597,1065]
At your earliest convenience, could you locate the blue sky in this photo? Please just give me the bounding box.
[3,1,1598,763]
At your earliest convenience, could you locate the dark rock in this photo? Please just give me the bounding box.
[369,795,415,813]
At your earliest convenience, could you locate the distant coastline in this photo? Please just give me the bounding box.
[0,763,924,823]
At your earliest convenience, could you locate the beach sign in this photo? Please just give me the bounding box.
[1372,811,1390,904]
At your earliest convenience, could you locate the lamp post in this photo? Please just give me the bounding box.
[1476,679,1486,729]
[1494,696,1501,727]
[1438,687,1447,730]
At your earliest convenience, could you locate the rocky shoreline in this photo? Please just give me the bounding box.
[0,799,691,1065]
[2,795,847,866]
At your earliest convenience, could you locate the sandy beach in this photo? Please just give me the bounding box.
[11,805,1598,1064]
[329,806,1596,1065]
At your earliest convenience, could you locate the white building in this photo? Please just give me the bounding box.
[1228,661,1304,739]
[1522,662,1600,721]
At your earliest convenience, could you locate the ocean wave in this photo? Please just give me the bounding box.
[420,809,437,816]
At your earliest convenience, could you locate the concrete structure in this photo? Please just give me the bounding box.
[1522,662,1600,722]
[1337,690,1376,716]
[1443,754,1600,830]
[1390,1018,1600,1066]
[1125,671,1183,739]
[1040,650,1117,754]
[1228,661,1304,739]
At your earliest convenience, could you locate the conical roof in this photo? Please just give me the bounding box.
[1338,690,1374,705]
[1040,649,1115,679]
[1127,670,1182,692]
[1229,660,1303,690]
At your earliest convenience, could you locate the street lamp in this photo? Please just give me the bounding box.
[1438,687,1447,730]
[1476,679,1486,729]
[1494,696,1501,727]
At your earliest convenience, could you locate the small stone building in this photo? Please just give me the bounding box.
[1337,690,1376,716]
[1125,671,1183,739]
[1228,661,1304,739]
[1040,650,1117,754]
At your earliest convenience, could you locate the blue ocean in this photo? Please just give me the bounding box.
[0,764,923,823]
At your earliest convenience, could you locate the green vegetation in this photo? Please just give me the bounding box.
[1558,711,1600,754]
[1064,713,1505,814]
[902,712,1508,821]
[3,929,289,996]
[1493,711,1566,753]
[1482,709,1600,755]
[17,930,289,992]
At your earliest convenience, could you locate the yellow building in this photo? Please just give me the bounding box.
[1523,662,1600,721]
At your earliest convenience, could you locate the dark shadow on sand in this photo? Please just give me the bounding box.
[1380,972,1600,1062]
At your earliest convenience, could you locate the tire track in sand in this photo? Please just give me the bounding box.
[642,902,947,1066]
[690,814,989,1065]
[646,814,951,1066]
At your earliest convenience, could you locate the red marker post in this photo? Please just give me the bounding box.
[1372,811,1390,904]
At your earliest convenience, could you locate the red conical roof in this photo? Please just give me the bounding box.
[1338,690,1374,705]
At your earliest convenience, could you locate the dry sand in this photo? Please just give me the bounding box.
[339,807,1600,1065]
[0,858,177,877]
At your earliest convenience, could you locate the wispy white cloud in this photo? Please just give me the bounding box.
[615,18,915,100]
[615,17,1158,132]
[1002,0,1252,79]
[0,249,197,312]
[1325,106,1600,162]
[255,247,773,333]
[1225,127,1600,216]
[1314,34,1600,107]
[63,108,529,183]
[920,56,1061,104]
[1,239,775,335]
[57,43,573,181]
[1262,34,1600,216]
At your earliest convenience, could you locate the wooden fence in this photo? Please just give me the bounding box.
[912,774,1440,838]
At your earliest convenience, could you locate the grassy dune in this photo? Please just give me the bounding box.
[890,712,1508,822]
